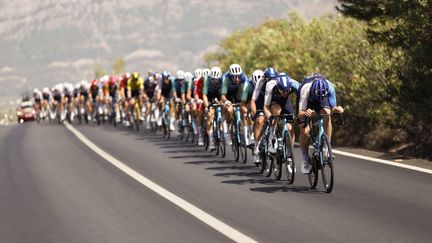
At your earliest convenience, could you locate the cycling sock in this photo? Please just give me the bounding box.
[301,150,308,162]
[223,120,228,133]
[243,126,249,143]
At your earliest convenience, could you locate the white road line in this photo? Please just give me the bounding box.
[294,142,432,175]
[331,149,432,175]
[64,122,258,243]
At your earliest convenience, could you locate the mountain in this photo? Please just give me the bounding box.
[0,0,336,105]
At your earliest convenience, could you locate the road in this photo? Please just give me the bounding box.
[0,122,431,243]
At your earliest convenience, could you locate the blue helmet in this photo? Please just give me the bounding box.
[276,73,292,91]
[161,70,170,79]
[264,66,278,80]
[311,79,329,99]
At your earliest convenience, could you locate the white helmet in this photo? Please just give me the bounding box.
[229,64,242,75]
[80,80,87,86]
[101,75,109,82]
[194,68,203,78]
[154,72,162,80]
[184,72,193,82]
[176,70,185,79]
[210,66,222,79]
[252,69,264,85]
[42,87,50,94]
[33,88,40,94]
[202,68,210,78]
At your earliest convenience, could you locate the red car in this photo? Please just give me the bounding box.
[16,101,36,123]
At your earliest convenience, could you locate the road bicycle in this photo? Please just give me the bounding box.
[271,114,295,183]
[230,103,247,163]
[304,113,344,193]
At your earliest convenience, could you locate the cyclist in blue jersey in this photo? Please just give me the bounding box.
[221,64,249,145]
[203,66,223,150]
[264,71,300,154]
[155,70,175,130]
[297,73,344,174]
[250,68,273,164]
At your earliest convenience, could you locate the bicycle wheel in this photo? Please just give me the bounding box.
[320,134,334,193]
[239,123,247,164]
[232,127,240,161]
[308,157,319,189]
[283,132,295,184]
[219,121,226,157]
[273,152,283,180]
[263,152,274,177]
[203,131,209,150]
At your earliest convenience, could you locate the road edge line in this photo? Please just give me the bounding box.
[64,122,258,243]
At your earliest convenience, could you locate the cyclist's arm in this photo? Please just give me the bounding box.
[221,74,229,103]
[203,78,209,107]
[186,79,193,101]
[298,82,312,118]
[264,80,276,119]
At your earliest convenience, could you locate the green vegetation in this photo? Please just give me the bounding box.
[94,64,106,79]
[205,11,431,158]
[112,58,126,75]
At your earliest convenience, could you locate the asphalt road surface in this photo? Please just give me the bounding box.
[1,122,431,243]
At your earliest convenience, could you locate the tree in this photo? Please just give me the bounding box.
[112,58,126,75]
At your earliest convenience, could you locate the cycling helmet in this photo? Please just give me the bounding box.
[229,64,242,75]
[184,72,193,82]
[202,68,210,78]
[161,70,170,79]
[123,72,131,80]
[42,87,50,94]
[176,70,185,79]
[33,88,40,94]
[311,79,329,99]
[252,70,264,85]
[264,66,278,80]
[154,72,162,80]
[132,72,139,79]
[194,68,203,78]
[210,67,222,79]
[276,73,292,91]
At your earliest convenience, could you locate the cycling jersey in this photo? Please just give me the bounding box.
[221,72,248,103]
[298,76,336,113]
[127,77,144,91]
[241,78,255,102]
[264,78,299,115]
[203,76,222,102]
[251,77,267,110]
[193,77,205,99]
[173,78,184,97]
[156,78,174,99]
[144,79,157,100]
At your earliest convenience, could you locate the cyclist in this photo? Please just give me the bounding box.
[127,72,144,126]
[41,87,52,118]
[221,63,248,145]
[51,83,64,119]
[203,66,223,150]
[172,70,185,131]
[155,70,175,130]
[143,72,159,129]
[105,75,120,123]
[249,69,269,164]
[298,73,344,174]
[264,71,299,154]
[33,88,42,115]
[119,72,131,121]
[193,68,206,145]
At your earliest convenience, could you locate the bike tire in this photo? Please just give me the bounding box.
[263,153,274,177]
[320,134,334,193]
[273,152,283,180]
[308,157,319,189]
[283,132,295,184]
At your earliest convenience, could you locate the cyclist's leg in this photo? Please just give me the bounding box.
[240,102,248,145]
